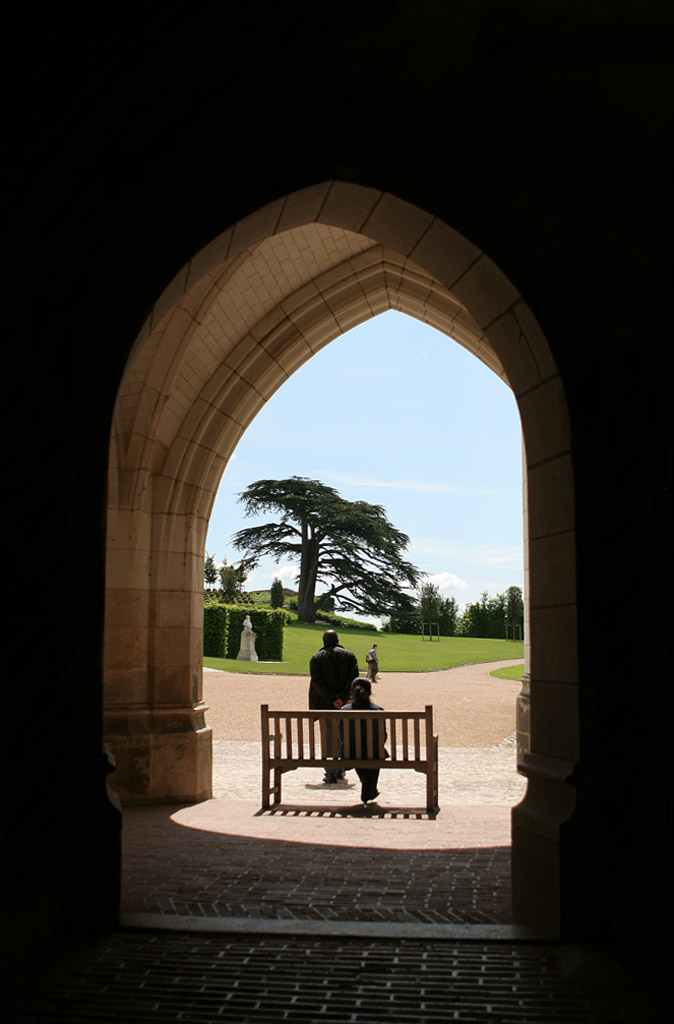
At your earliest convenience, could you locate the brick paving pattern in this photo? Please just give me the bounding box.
[122,799,515,925]
[2,930,668,1023]
[122,732,524,926]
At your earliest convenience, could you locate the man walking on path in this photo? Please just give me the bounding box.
[309,630,359,783]
[366,643,379,681]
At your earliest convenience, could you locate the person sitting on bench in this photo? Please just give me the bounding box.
[340,678,388,805]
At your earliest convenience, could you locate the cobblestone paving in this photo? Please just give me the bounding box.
[2,931,669,1023]
[213,733,527,805]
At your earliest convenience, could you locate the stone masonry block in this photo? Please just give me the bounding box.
[229,198,285,256]
[318,181,383,233]
[409,218,482,292]
[527,454,575,539]
[185,226,234,287]
[529,532,577,608]
[361,193,435,258]
[518,376,571,468]
[449,254,521,332]
[529,679,580,761]
[485,312,542,396]
[529,605,579,685]
[276,183,332,233]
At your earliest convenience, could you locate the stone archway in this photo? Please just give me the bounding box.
[104,182,577,935]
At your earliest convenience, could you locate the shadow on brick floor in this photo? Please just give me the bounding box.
[122,801,514,925]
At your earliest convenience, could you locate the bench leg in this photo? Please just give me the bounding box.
[262,763,283,809]
[426,738,439,812]
[433,736,439,811]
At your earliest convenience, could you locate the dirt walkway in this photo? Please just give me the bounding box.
[203,659,524,748]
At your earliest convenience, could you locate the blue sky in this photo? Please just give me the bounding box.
[205,311,523,620]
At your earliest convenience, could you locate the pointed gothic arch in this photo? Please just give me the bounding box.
[104,182,577,935]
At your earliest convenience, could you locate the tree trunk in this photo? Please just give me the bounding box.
[297,520,319,621]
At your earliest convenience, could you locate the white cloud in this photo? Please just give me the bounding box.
[274,564,298,584]
[426,571,469,591]
[241,561,298,591]
[256,563,298,585]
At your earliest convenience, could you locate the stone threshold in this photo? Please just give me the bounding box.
[120,911,552,942]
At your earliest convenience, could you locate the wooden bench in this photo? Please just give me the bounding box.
[260,704,439,812]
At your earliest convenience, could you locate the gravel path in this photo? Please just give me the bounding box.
[203,660,524,747]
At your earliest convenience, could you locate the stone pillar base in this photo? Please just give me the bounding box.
[511,751,579,937]
[103,704,213,805]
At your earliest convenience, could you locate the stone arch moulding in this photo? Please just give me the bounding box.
[104,181,578,937]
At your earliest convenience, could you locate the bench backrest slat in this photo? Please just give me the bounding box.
[262,708,433,762]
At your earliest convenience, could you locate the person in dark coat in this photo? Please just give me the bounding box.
[340,679,387,804]
[309,629,359,783]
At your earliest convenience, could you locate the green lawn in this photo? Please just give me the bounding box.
[489,663,524,681]
[204,620,524,674]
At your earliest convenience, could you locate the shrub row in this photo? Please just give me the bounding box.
[203,601,228,657]
[204,601,289,661]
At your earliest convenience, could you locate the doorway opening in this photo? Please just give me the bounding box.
[203,309,527,811]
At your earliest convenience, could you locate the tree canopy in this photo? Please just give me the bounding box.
[418,582,442,624]
[232,476,423,621]
[204,553,218,590]
[505,585,524,626]
[270,577,285,608]
[204,554,253,603]
[461,589,521,638]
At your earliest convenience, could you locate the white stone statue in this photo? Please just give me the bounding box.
[236,613,258,661]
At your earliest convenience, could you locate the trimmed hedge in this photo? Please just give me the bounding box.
[203,601,228,657]
[203,601,289,660]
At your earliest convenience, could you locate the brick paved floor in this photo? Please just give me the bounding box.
[122,797,517,927]
[122,738,526,929]
[1,930,669,1023]
[5,734,669,1021]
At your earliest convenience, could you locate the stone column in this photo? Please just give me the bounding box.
[511,448,580,936]
[103,472,212,805]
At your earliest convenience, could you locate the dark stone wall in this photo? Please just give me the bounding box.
[5,1,672,975]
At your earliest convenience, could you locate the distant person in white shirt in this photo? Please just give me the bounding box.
[365,643,379,681]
